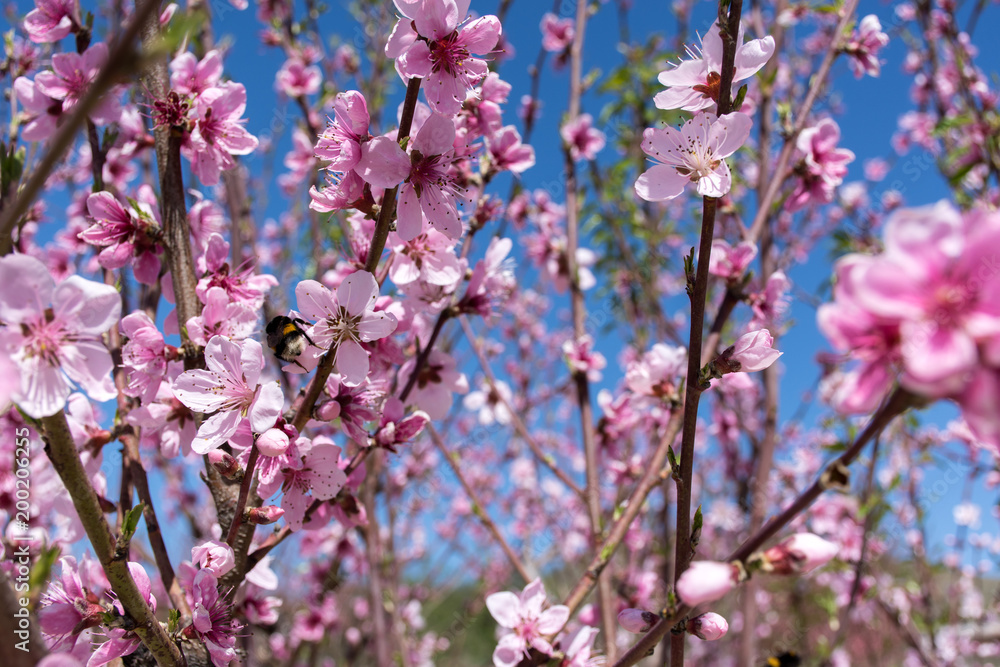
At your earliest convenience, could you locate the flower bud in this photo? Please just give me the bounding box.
[247,505,285,525]
[729,329,782,372]
[618,608,659,633]
[191,540,235,576]
[676,561,740,606]
[208,449,241,478]
[761,533,838,574]
[316,399,342,421]
[256,427,290,457]
[687,612,729,640]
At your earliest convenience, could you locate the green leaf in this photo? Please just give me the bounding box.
[733,84,748,112]
[29,545,61,596]
[122,502,145,542]
[691,506,703,549]
[168,608,181,634]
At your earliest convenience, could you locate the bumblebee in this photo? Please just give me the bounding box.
[266,316,317,369]
[765,652,801,667]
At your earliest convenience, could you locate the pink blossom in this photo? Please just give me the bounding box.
[376,399,431,449]
[561,114,606,162]
[0,254,119,418]
[636,112,753,201]
[846,15,889,78]
[33,43,120,125]
[563,335,607,382]
[398,349,469,419]
[486,578,570,667]
[762,533,839,574]
[709,239,758,280]
[279,127,318,194]
[169,50,223,95]
[787,118,855,211]
[828,203,1000,398]
[959,369,1000,449]
[560,626,600,667]
[178,565,243,667]
[687,612,729,640]
[187,82,259,186]
[191,540,236,576]
[310,169,367,213]
[257,427,291,457]
[318,374,381,441]
[625,343,687,398]
[295,272,398,385]
[280,441,348,530]
[195,249,278,310]
[79,191,162,284]
[618,608,659,633]
[655,20,774,112]
[126,369,197,458]
[38,556,103,651]
[675,561,739,606]
[728,328,782,372]
[540,12,574,52]
[461,236,516,316]
[24,0,78,43]
[463,379,512,425]
[119,311,170,404]
[185,285,258,346]
[389,228,464,287]
[275,58,321,97]
[172,336,284,454]
[315,90,371,172]
[14,76,63,141]
[395,112,464,240]
[486,125,536,175]
[386,0,502,115]
[88,563,156,666]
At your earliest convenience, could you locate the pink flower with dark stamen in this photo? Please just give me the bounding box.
[654,20,774,112]
[275,57,321,97]
[396,112,465,240]
[33,43,120,124]
[79,191,162,284]
[24,0,78,43]
[386,0,502,115]
[172,336,284,454]
[280,441,349,530]
[846,15,889,78]
[636,112,752,201]
[14,76,64,141]
[178,565,243,667]
[315,90,371,172]
[540,12,574,52]
[487,578,570,667]
[88,563,156,666]
[0,254,119,419]
[187,82,259,186]
[561,114,606,162]
[295,272,398,385]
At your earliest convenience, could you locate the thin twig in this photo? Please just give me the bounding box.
[460,316,586,499]
[427,424,533,583]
